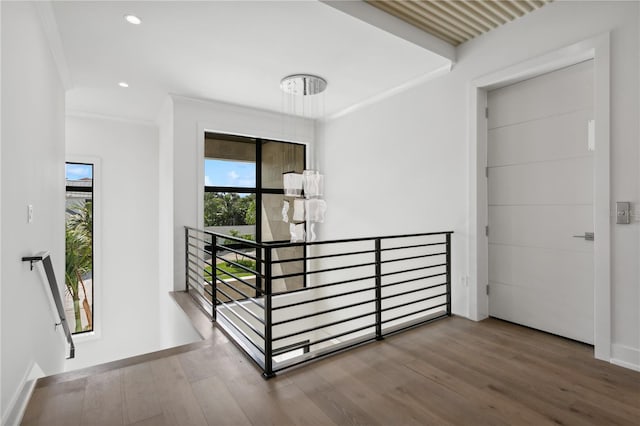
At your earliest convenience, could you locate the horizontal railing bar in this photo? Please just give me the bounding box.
[214,244,259,262]
[215,299,265,340]
[381,284,447,302]
[381,293,447,313]
[187,265,212,287]
[273,310,376,342]
[214,257,261,277]
[215,287,265,325]
[215,276,265,309]
[295,324,375,353]
[187,234,213,248]
[380,252,447,265]
[271,249,376,265]
[381,272,447,289]
[381,242,446,252]
[188,226,453,250]
[272,261,376,281]
[273,341,310,356]
[187,255,213,271]
[272,332,375,373]
[215,309,265,355]
[380,263,447,278]
[271,274,375,297]
[187,241,208,253]
[186,260,208,276]
[273,297,376,326]
[187,289,214,318]
[214,267,259,291]
[272,285,376,311]
[262,231,453,248]
[186,275,213,298]
[186,284,213,304]
[185,226,262,248]
[381,303,447,325]
[187,253,214,271]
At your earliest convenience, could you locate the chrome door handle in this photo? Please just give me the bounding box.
[573,232,594,241]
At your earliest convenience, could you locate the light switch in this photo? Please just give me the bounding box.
[28,204,34,224]
[616,201,630,224]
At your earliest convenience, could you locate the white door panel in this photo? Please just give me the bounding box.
[488,109,593,167]
[488,157,593,206]
[489,282,594,344]
[489,245,593,301]
[489,205,593,252]
[488,60,594,344]
[488,60,593,129]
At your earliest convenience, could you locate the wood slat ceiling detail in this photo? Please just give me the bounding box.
[366,0,553,46]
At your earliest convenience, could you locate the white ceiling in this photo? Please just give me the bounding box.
[52,1,451,122]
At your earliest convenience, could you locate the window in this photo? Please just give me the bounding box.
[65,162,94,334]
[204,133,306,292]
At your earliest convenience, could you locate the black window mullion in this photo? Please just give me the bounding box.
[255,139,263,296]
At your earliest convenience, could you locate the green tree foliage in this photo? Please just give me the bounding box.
[65,200,93,333]
[204,192,256,227]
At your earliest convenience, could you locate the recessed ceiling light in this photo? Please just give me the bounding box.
[124,14,142,25]
[118,82,129,88]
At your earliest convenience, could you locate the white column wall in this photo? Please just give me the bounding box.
[318,1,639,368]
[65,115,201,370]
[1,2,67,421]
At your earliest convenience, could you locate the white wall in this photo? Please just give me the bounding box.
[161,96,315,292]
[1,2,67,422]
[65,115,201,370]
[318,1,639,368]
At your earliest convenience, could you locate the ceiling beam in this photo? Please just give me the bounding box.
[321,0,456,62]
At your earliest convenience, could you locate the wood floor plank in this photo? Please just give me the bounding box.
[148,356,208,426]
[191,375,252,426]
[22,378,87,426]
[121,363,162,425]
[268,382,337,426]
[288,367,381,426]
[128,413,170,426]
[79,369,125,426]
[22,316,640,426]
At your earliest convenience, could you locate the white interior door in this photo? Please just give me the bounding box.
[487,60,595,344]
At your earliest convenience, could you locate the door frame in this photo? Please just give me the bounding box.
[467,33,611,361]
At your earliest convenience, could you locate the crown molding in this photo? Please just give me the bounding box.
[322,62,451,122]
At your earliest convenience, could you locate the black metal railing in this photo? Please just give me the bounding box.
[185,226,452,378]
[23,252,75,359]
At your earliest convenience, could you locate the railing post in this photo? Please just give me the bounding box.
[446,233,452,316]
[184,227,190,293]
[263,246,275,378]
[375,238,383,340]
[212,235,217,322]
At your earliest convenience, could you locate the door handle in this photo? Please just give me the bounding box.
[573,232,594,241]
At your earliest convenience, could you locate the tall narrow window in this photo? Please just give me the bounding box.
[65,162,94,334]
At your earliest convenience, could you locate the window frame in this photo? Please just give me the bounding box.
[202,133,308,289]
[65,156,102,342]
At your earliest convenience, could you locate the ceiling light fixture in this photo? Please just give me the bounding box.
[118,82,129,88]
[124,14,142,25]
[280,74,327,96]
[280,73,327,119]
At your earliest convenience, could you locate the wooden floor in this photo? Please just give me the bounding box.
[23,316,640,425]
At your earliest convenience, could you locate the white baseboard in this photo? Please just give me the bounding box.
[1,362,44,426]
[610,343,640,372]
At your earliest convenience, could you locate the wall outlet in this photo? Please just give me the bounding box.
[28,204,34,224]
